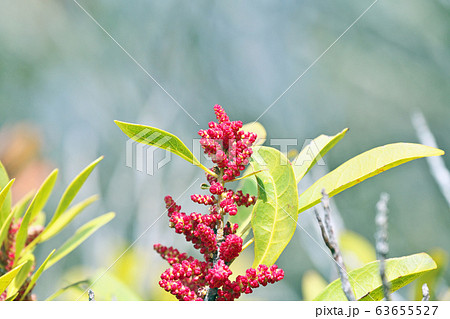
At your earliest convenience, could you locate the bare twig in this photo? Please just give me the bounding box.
[375,192,391,301]
[411,112,450,209]
[88,289,95,301]
[315,189,356,301]
[422,283,430,301]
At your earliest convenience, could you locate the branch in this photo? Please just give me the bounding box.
[88,289,95,301]
[411,112,450,209]
[204,181,227,301]
[315,189,356,301]
[375,192,391,301]
[422,283,430,301]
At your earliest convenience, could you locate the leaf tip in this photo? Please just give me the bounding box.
[93,156,104,165]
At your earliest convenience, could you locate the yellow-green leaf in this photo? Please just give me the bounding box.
[40,195,99,242]
[8,254,34,298]
[339,231,376,271]
[45,212,115,270]
[314,253,437,301]
[293,128,348,183]
[413,248,448,301]
[12,191,34,219]
[50,157,103,226]
[0,162,12,225]
[83,271,143,301]
[299,143,445,213]
[241,122,266,146]
[229,166,258,229]
[251,146,299,267]
[20,250,56,300]
[0,262,28,295]
[45,280,90,301]
[115,120,216,177]
[15,169,58,263]
[0,210,15,247]
[302,270,328,301]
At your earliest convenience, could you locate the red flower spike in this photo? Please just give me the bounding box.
[155,105,283,301]
[219,234,243,262]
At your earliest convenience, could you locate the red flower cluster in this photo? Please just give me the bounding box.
[0,217,43,301]
[198,104,257,181]
[155,105,284,301]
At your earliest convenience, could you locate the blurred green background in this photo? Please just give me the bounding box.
[0,0,449,300]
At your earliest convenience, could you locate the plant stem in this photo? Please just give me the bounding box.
[242,237,254,251]
[375,192,391,301]
[204,171,226,301]
[422,283,430,301]
[88,289,95,301]
[316,189,356,301]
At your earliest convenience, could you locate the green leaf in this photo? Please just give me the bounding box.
[314,253,437,301]
[5,293,18,301]
[49,157,103,226]
[0,210,15,247]
[45,212,115,270]
[0,162,12,225]
[413,248,448,301]
[12,191,34,219]
[241,122,266,146]
[292,128,348,183]
[299,143,445,213]
[229,165,258,228]
[40,195,99,242]
[339,231,376,271]
[84,271,143,301]
[31,211,46,227]
[251,146,299,267]
[20,250,56,300]
[45,280,90,301]
[302,270,328,301]
[0,262,28,295]
[15,170,58,263]
[114,120,217,177]
[8,254,35,298]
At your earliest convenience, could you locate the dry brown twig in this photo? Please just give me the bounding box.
[315,189,356,301]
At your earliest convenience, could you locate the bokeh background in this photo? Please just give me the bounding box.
[0,0,449,300]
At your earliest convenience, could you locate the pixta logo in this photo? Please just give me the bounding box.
[125,128,172,175]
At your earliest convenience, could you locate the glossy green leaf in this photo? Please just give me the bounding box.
[0,179,14,226]
[339,231,376,271]
[46,280,90,301]
[302,270,328,301]
[299,143,445,213]
[292,128,348,183]
[229,165,258,228]
[85,271,143,301]
[241,122,266,146]
[413,248,448,301]
[115,120,216,177]
[0,262,28,295]
[0,162,12,225]
[45,212,115,270]
[314,253,437,301]
[31,211,46,227]
[20,250,55,300]
[49,157,103,226]
[15,170,58,263]
[251,146,299,267]
[40,195,99,242]
[0,210,15,247]
[5,293,18,301]
[8,254,34,298]
[12,191,34,219]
